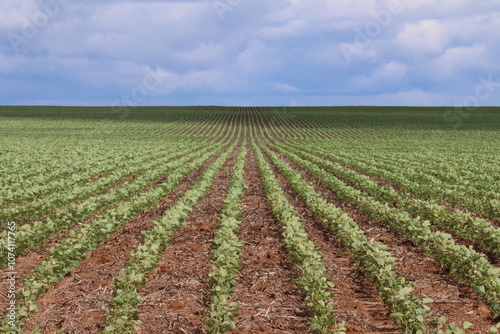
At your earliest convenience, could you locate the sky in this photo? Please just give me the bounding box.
[1,0,500,107]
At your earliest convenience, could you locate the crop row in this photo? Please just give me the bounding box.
[0,143,173,209]
[253,140,343,333]
[0,140,233,333]
[256,140,437,333]
[0,140,205,226]
[277,142,500,257]
[203,144,247,333]
[0,144,106,188]
[332,147,500,205]
[268,140,500,318]
[290,140,499,219]
[101,141,238,333]
[333,146,499,192]
[0,143,219,269]
[0,138,176,196]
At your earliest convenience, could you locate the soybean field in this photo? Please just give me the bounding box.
[0,106,499,334]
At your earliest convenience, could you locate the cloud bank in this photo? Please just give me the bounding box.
[1,0,499,106]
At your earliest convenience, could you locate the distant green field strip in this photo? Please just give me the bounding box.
[165,112,209,136]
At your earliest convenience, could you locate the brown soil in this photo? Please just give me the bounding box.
[326,154,500,227]
[226,142,312,333]
[0,168,179,319]
[269,145,497,332]
[21,148,228,334]
[282,146,499,263]
[0,149,214,318]
[88,172,112,183]
[264,151,400,333]
[135,145,239,333]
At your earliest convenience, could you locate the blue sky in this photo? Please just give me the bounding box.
[1,0,500,106]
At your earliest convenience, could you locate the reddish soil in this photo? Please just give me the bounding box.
[287,148,499,263]
[22,148,228,333]
[135,145,239,333]
[269,145,497,333]
[88,172,112,183]
[3,125,497,334]
[328,155,500,227]
[226,143,312,333]
[264,152,400,333]
[0,168,179,319]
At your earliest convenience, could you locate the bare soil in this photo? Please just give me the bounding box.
[135,146,239,333]
[17,148,226,333]
[227,142,312,333]
[271,145,497,333]
[264,150,400,333]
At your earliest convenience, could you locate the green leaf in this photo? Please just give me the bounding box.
[310,322,322,330]
[463,321,473,330]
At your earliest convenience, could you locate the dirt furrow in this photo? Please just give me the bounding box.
[21,152,224,333]
[273,149,497,332]
[0,167,181,320]
[227,143,311,334]
[264,150,400,333]
[135,145,239,334]
[316,151,500,227]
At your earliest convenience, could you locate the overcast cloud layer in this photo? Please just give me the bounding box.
[1,0,500,106]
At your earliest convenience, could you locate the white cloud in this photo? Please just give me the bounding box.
[0,0,499,106]
[0,53,26,72]
[351,61,408,87]
[154,68,236,95]
[0,0,39,31]
[396,20,446,55]
[260,19,309,39]
[429,45,489,80]
[235,39,281,76]
[272,83,300,93]
[286,89,448,106]
[307,44,352,67]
